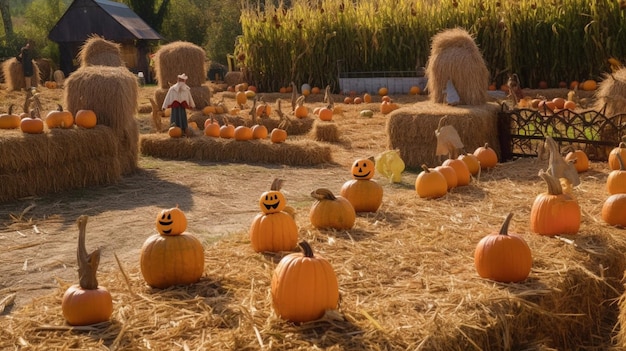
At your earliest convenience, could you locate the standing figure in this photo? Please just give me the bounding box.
[162,73,195,136]
[17,42,34,91]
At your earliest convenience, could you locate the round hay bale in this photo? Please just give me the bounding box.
[154,41,207,89]
[1,58,41,91]
[63,65,139,174]
[593,69,626,117]
[310,120,341,142]
[386,101,500,168]
[425,27,490,106]
[78,35,124,67]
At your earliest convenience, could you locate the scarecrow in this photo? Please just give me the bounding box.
[162,73,195,136]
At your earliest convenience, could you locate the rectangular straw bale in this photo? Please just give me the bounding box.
[386,101,500,168]
[139,134,332,166]
[310,120,341,142]
[154,41,207,89]
[1,58,41,91]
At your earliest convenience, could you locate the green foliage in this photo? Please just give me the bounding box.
[20,0,66,61]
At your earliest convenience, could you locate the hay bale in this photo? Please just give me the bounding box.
[593,69,626,117]
[139,134,333,166]
[35,58,54,82]
[154,41,207,89]
[224,71,245,86]
[1,58,41,91]
[425,27,490,105]
[310,120,341,142]
[78,35,123,67]
[386,101,500,168]
[63,65,139,174]
[0,126,122,202]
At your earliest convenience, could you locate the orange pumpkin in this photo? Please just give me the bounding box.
[564,148,589,173]
[473,143,498,169]
[20,112,45,134]
[415,165,447,199]
[607,153,626,195]
[434,165,458,190]
[340,178,383,213]
[350,158,375,180]
[458,153,480,176]
[234,125,253,141]
[155,206,187,235]
[250,179,298,252]
[219,123,235,138]
[235,91,247,106]
[270,127,287,143]
[61,216,113,326]
[0,105,21,129]
[45,104,74,129]
[442,157,471,186]
[530,171,581,236]
[474,213,532,283]
[75,109,97,129]
[601,193,626,227]
[609,141,626,171]
[204,118,220,137]
[309,188,355,230]
[251,124,268,139]
[168,126,183,138]
[271,241,339,323]
[318,107,333,121]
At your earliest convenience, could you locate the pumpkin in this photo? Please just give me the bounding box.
[350,157,376,180]
[235,91,247,106]
[270,127,287,143]
[607,153,626,194]
[44,81,57,89]
[363,93,372,103]
[251,124,268,139]
[318,107,333,121]
[380,100,399,114]
[434,165,458,190]
[0,104,21,129]
[609,141,626,171]
[20,111,45,134]
[155,206,187,235]
[168,126,183,138]
[310,188,356,230]
[442,157,471,186]
[75,109,97,129]
[474,213,532,283]
[62,216,113,326]
[415,165,448,199]
[250,179,298,252]
[219,123,235,138]
[202,105,217,115]
[601,193,626,227]
[473,143,498,169]
[294,97,308,118]
[45,104,74,129]
[271,241,339,323]
[564,148,589,173]
[234,125,253,141]
[204,118,220,137]
[458,153,480,176]
[530,171,581,236]
[340,179,383,213]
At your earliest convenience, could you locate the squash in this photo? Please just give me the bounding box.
[75,109,97,129]
[271,241,339,323]
[309,188,356,230]
[607,153,626,195]
[20,110,45,134]
[45,104,74,129]
[234,125,253,141]
[270,127,287,143]
[530,171,581,236]
[442,157,471,186]
[474,213,532,283]
[0,104,21,129]
[601,193,626,227]
[473,143,498,169]
[609,141,626,171]
[250,179,298,252]
[415,165,448,199]
[564,148,589,173]
[458,153,480,176]
[61,216,113,326]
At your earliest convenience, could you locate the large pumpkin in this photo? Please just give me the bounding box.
[340,179,383,212]
[474,213,532,283]
[271,241,339,323]
[607,153,626,195]
[602,193,626,227]
[250,179,298,252]
[62,216,113,326]
[530,171,581,236]
[310,188,356,230]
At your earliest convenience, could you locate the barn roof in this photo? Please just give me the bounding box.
[48,0,163,42]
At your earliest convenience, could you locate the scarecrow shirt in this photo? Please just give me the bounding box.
[162,82,196,110]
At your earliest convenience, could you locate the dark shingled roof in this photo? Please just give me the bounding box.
[48,0,163,42]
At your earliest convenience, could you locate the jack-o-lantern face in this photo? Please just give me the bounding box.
[351,158,375,180]
[260,190,286,214]
[156,207,187,235]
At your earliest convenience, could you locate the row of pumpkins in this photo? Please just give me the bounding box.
[0,105,98,133]
[60,142,626,327]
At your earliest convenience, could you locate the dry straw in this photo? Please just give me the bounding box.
[1,58,41,91]
[77,35,124,68]
[0,158,624,349]
[386,101,501,168]
[593,68,626,117]
[310,120,341,142]
[153,41,207,88]
[0,127,122,202]
[63,65,139,175]
[425,27,490,106]
[139,134,333,166]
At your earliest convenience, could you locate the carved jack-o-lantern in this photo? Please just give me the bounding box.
[156,206,187,235]
[259,178,287,214]
[351,158,375,180]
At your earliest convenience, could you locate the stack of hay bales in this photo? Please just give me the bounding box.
[387,27,498,168]
[64,35,139,175]
[153,41,210,110]
[1,58,41,91]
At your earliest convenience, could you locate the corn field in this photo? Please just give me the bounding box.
[236,0,626,93]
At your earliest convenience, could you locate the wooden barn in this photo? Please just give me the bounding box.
[48,0,163,81]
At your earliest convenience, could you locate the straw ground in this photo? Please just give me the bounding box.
[1,84,625,350]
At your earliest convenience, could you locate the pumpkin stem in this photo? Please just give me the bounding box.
[298,241,314,258]
[483,142,490,149]
[420,164,431,173]
[499,212,514,235]
[538,170,563,195]
[76,215,101,290]
[617,153,625,171]
[271,178,285,191]
[311,188,336,201]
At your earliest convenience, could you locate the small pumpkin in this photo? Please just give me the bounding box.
[380,100,399,114]
[44,81,57,89]
[155,206,187,235]
[45,104,74,129]
[601,193,626,227]
[270,127,287,143]
[340,158,383,212]
[234,125,253,141]
[0,104,21,129]
[204,118,220,137]
[75,109,97,129]
[474,213,532,283]
[219,123,235,138]
[318,107,333,121]
[250,178,298,252]
[235,91,247,106]
[607,153,626,195]
[251,124,268,139]
[415,164,448,199]
[458,153,481,176]
[564,147,589,173]
[350,157,376,180]
[294,96,308,118]
[609,141,626,171]
[473,143,498,169]
[61,216,113,326]
[310,188,356,230]
[442,157,471,186]
[434,164,458,190]
[530,171,581,236]
[271,241,339,323]
[168,125,183,138]
[20,110,45,134]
